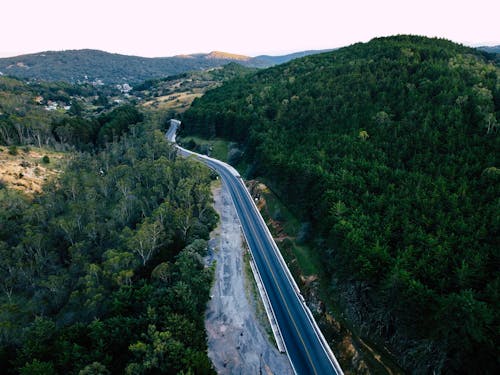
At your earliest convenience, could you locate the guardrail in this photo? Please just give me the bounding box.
[167,120,343,374]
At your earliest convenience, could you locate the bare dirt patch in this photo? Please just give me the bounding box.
[142,92,204,112]
[0,147,64,195]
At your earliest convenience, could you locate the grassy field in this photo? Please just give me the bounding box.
[257,182,321,277]
[142,92,204,112]
[178,135,231,162]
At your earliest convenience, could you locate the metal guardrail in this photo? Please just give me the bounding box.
[167,120,343,374]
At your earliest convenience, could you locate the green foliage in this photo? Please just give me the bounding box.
[19,359,56,375]
[41,155,50,164]
[96,105,143,146]
[0,49,326,85]
[0,75,107,148]
[182,35,500,373]
[8,145,18,155]
[78,362,110,375]
[0,122,216,374]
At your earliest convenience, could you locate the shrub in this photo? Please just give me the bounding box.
[8,145,18,155]
[227,147,243,166]
[42,155,50,164]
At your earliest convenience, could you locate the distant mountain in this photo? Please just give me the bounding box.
[204,51,251,61]
[249,49,334,67]
[477,45,500,54]
[0,49,327,85]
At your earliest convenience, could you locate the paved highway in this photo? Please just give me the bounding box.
[167,120,343,375]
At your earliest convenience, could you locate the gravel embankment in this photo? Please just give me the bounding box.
[205,183,293,375]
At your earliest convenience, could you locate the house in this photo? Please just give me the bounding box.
[117,83,132,93]
[45,101,58,111]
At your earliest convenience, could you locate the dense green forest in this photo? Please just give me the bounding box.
[0,83,218,372]
[182,35,499,373]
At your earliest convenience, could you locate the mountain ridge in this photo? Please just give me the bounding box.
[0,48,327,84]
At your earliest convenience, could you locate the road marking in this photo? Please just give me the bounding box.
[226,170,321,375]
[170,133,339,374]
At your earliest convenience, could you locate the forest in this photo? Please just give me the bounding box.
[182,35,499,373]
[0,76,131,150]
[0,49,324,85]
[0,79,218,373]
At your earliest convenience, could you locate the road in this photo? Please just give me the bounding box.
[167,120,343,375]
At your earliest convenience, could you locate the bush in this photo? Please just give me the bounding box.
[19,360,55,375]
[227,147,243,166]
[41,155,50,164]
[8,145,18,155]
[296,222,311,244]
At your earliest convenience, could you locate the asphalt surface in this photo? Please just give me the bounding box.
[167,120,343,375]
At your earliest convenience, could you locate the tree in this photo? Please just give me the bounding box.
[151,262,172,284]
[69,99,84,116]
[358,129,369,140]
[126,325,184,374]
[128,219,165,266]
[79,362,110,375]
[18,317,57,364]
[19,359,56,375]
[102,249,136,286]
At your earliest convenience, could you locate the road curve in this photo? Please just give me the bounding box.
[167,120,343,375]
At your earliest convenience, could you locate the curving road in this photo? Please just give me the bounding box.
[167,120,343,375]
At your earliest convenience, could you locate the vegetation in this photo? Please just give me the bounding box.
[478,45,500,56]
[0,75,143,152]
[0,121,217,374]
[182,35,499,373]
[135,63,256,113]
[0,49,326,85]
[0,73,218,373]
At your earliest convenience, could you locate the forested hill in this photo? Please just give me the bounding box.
[0,49,327,85]
[0,76,219,372]
[478,45,500,54]
[0,49,242,85]
[182,35,500,373]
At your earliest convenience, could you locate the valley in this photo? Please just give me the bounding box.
[0,34,498,374]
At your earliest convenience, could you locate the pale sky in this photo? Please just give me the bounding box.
[1,0,499,58]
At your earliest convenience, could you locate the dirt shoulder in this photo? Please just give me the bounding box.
[205,182,293,375]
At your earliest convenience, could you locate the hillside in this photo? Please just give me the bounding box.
[0,77,218,373]
[250,49,334,67]
[0,49,326,85]
[134,63,256,113]
[478,45,500,54]
[182,35,499,373]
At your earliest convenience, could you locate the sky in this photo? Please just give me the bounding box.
[1,0,499,58]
